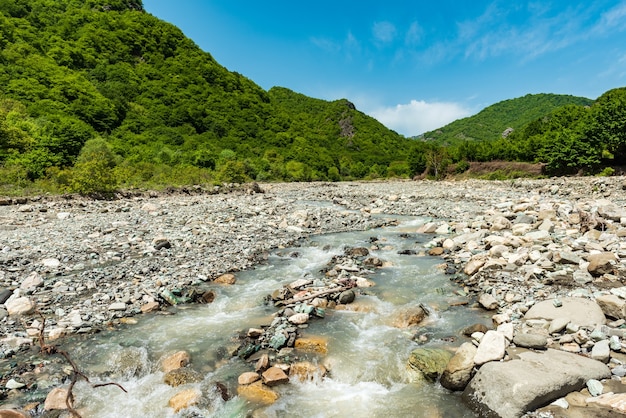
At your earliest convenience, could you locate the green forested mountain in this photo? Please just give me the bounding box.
[0,0,411,193]
[438,87,626,175]
[423,94,593,145]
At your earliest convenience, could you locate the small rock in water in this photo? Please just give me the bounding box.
[168,389,200,413]
[262,366,289,387]
[161,351,190,373]
[337,290,355,304]
[44,387,71,410]
[288,313,309,325]
[5,379,25,389]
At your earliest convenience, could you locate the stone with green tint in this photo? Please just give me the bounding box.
[407,348,453,381]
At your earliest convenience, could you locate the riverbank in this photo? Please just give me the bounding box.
[2,176,626,416]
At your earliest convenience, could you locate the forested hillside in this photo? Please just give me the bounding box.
[423,94,593,144]
[0,0,412,194]
[436,88,626,176]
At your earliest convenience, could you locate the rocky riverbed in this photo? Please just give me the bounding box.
[2,177,626,417]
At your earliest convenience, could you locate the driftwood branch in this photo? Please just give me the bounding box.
[36,310,127,418]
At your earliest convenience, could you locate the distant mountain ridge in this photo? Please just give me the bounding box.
[423,93,593,144]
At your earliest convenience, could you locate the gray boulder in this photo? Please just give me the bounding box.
[463,349,610,418]
[524,297,606,327]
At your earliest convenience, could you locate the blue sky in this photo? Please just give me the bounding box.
[142,1,626,136]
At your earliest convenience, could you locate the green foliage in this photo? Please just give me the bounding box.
[423,93,593,145]
[455,160,470,174]
[598,167,615,177]
[66,137,118,194]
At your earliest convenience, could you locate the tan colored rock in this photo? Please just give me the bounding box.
[0,410,29,418]
[44,387,71,410]
[288,313,309,325]
[440,342,477,391]
[294,336,328,354]
[586,392,626,413]
[141,301,159,313]
[255,353,270,372]
[289,361,327,382]
[464,255,487,276]
[428,247,444,256]
[391,306,427,328]
[587,252,617,276]
[238,371,261,385]
[237,381,279,404]
[214,273,236,285]
[168,389,200,413]
[596,294,626,320]
[5,297,35,316]
[262,366,289,387]
[161,351,190,373]
[478,294,499,310]
[163,368,202,387]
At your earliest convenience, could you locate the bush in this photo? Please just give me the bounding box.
[455,160,470,174]
[598,167,615,177]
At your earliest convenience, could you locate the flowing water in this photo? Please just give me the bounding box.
[61,217,488,417]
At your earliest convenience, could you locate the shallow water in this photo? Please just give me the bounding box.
[64,217,486,417]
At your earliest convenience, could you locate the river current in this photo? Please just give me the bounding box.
[63,216,487,417]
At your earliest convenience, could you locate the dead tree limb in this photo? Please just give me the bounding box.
[36,310,127,418]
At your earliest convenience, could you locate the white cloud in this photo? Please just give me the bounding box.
[369,100,473,136]
[372,21,397,43]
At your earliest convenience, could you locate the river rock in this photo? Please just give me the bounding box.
[0,410,29,418]
[0,289,12,304]
[237,381,279,404]
[289,361,327,382]
[294,336,328,354]
[440,342,477,391]
[463,323,489,336]
[161,351,190,373]
[548,317,569,334]
[524,297,606,327]
[262,366,289,386]
[108,302,127,311]
[238,372,261,385]
[164,368,202,387]
[587,252,617,276]
[168,389,200,413]
[20,272,43,291]
[5,297,35,316]
[591,339,611,363]
[391,305,426,328]
[337,290,355,304]
[214,273,236,285]
[513,333,548,350]
[586,392,626,413]
[407,348,453,382]
[478,293,499,310]
[141,301,160,313]
[474,330,506,365]
[288,313,309,325]
[463,349,611,418]
[464,255,487,276]
[44,387,71,410]
[596,294,626,320]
